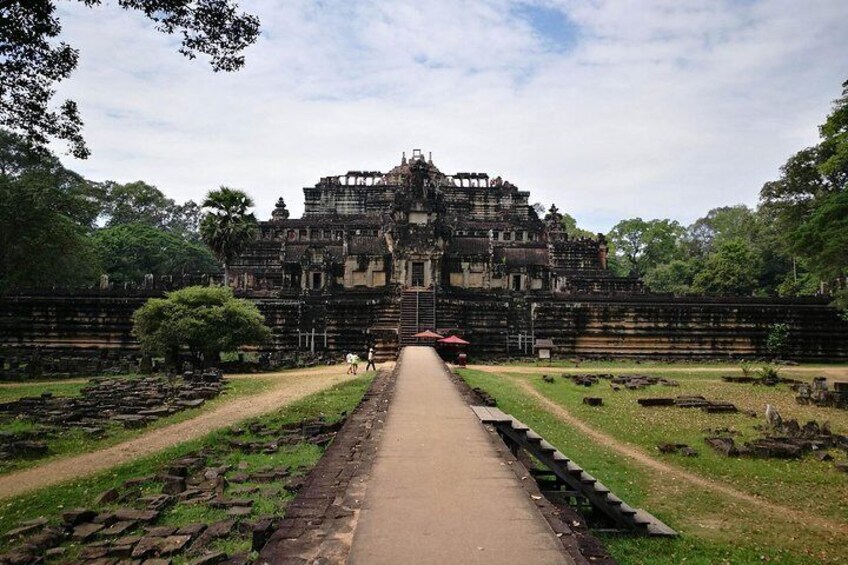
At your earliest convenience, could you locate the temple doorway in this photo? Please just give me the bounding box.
[411,262,425,287]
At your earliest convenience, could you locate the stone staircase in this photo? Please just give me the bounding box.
[370,299,401,362]
[471,405,677,537]
[399,289,436,345]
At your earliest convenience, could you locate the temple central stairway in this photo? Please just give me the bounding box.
[399,289,436,345]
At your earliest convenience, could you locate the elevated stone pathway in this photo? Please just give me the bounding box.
[349,346,572,564]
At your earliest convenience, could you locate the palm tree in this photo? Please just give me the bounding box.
[200,187,258,286]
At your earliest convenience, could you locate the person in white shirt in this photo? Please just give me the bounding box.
[366,347,376,371]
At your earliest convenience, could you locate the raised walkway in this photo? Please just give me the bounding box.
[348,346,572,565]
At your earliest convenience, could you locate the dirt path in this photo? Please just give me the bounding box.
[0,366,359,500]
[468,364,848,378]
[500,375,848,535]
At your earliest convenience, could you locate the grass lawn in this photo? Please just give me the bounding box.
[0,375,273,475]
[458,365,848,565]
[0,373,373,562]
[0,381,87,403]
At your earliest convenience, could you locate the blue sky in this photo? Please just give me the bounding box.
[52,0,848,232]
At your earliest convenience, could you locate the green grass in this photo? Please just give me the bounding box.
[0,373,373,559]
[0,377,273,475]
[0,381,87,403]
[457,367,848,565]
[487,358,847,370]
[522,369,848,521]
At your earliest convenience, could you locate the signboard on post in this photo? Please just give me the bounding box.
[535,338,554,361]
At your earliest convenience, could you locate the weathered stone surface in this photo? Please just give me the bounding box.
[4,517,48,540]
[161,476,186,495]
[192,520,234,549]
[99,521,138,537]
[79,545,110,559]
[0,547,35,565]
[113,509,160,523]
[72,522,104,541]
[95,488,120,505]
[209,498,253,509]
[176,523,206,538]
[131,535,191,558]
[144,526,177,537]
[191,551,228,565]
[62,507,97,526]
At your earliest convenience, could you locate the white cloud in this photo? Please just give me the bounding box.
[50,0,848,232]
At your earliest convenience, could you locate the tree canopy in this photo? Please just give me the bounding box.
[608,218,684,278]
[101,180,203,240]
[200,186,257,286]
[93,223,217,284]
[0,0,260,158]
[0,129,220,293]
[0,130,101,292]
[133,285,270,367]
[759,78,848,306]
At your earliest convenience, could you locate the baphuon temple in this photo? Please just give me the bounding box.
[1,150,847,375]
[230,149,636,296]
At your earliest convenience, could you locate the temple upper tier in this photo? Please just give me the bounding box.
[229,150,642,295]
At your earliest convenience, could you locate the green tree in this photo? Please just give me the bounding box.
[1,1,260,158]
[788,183,848,281]
[0,130,102,292]
[760,79,848,307]
[642,259,698,295]
[133,285,270,368]
[93,223,218,284]
[200,187,257,286]
[684,205,757,258]
[691,238,761,296]
[607,218,684,277]
[101,180,202,240]
[559,212,595,239]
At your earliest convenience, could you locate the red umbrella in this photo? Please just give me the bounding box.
[414,330,444,339]
[438,335,470,345]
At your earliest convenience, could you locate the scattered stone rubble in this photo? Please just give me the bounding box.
[637,395,738,413]
[796,377,848,409]
[721,375,802,386]
[704,406,848,467]
[0,415,345,565]
[656,443,698,457]
[568,373,679,390]
[0,371,226,462]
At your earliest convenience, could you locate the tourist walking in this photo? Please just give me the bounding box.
[366,346,376,371]
[345,352,354,374]
[350,353,360,375]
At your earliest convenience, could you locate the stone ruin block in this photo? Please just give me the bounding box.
[637,398,675,407]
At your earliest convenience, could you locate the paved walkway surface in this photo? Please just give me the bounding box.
[0,366,355,499]
[349,346,572,565]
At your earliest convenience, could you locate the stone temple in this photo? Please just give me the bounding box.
[230,149,635,296]
[1,150,847,374]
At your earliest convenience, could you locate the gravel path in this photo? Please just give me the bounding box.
[0,365,361,500]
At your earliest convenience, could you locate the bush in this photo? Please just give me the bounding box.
[133,285,271,368]
[765,323,790,359]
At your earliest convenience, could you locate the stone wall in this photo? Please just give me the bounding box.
[2,290,847,377]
